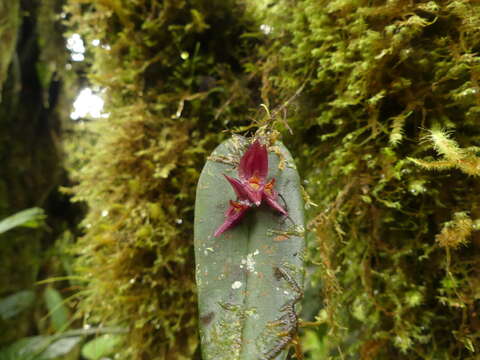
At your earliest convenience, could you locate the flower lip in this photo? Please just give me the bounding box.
[249,190,262,206]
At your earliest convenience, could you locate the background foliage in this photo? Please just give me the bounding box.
[43,0,480,359]
[0,0,82,354]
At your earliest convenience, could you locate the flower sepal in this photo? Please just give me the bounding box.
[213,200,251,237]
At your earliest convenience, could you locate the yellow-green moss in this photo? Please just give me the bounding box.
[261,0,480,358]
[0,0,20,95]
[65,0,260,358]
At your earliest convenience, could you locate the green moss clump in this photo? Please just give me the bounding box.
[64,0,260,358]
[0,0,19,96]
[259,0,480,358]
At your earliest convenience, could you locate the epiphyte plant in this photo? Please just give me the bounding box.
[194,136,305,360]
[215,139,288,237]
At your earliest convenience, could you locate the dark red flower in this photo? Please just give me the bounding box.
[233,140,286,214]
[214,139,288,237]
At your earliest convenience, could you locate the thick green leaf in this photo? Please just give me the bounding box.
[194,136,305,360]
[43,287,70,332]
[0,290,35,320]
[39,337,81,360]
[0,335,81,360]
[0,336,44,360]
[81,334,122,360]
[0,208,46,235]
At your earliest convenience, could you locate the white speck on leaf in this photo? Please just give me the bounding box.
[240,250,259,273]
[204,247,214,256]
[232,281,242,289]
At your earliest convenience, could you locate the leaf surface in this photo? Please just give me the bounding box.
[0,290,35,320]
[43,287,70,332]
[0,208,46,235]
[194,136,305,360]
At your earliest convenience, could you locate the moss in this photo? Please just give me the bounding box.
[65,0,260,358]
[0,0,20,96]
[436,212,474,248]
[409,127,480,176]
[260,0,480,358]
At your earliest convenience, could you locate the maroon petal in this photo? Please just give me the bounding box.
[239,140,268,181]
[262,179,287,215]
[245,183,263,206]
[224,174,263,206]
[263,194,288,215]
[224,175,250,200]
[214,200,250,237]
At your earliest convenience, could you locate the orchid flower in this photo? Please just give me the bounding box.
[214,140,288,237]
[224,140,267,206]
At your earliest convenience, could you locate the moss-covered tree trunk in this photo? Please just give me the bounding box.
[65,1,260,358]
[262,0,480,358]
[67,0,480,359]
[0,0,70,345]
